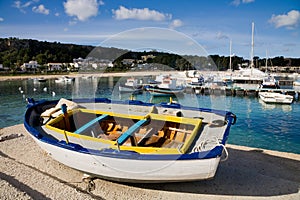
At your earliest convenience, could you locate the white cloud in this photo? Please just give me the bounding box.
[32,4,50,15]
[99,0,104,6]
[216,31,229,40]
[69,19,77,26]
[231,0,255,6]
[55,12,60,17]
[112,6,171,21]
[242,0,255,3]
[63,0,100,21]
[169,19,183,29]
[269,10,300,29]
[13,0,36,13]
[0,17,4,22]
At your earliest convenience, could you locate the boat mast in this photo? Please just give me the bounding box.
[265,49,268,73]
[250,22,255,69]
[229,39,232,71]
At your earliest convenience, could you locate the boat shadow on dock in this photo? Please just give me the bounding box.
[125,146,300,197]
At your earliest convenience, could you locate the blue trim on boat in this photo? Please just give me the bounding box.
[117,118,149,145]
[74,114,109,134]
[24,98,235,161]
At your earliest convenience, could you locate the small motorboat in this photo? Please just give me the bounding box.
[24,98,236,183]
[55,76,75,83]
[33,77,47,83]
[258,92,293,104]
[118,78,143,94]
[260,75,280,89]
[293,80,300,86]
[145,75,185,96]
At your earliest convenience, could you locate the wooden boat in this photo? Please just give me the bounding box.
[258,92,293,104]
[24,98,236,183]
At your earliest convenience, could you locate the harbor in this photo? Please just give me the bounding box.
[1,74,300,154]
[1,0,300,198]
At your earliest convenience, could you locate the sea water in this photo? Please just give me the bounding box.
[0,77,299,154]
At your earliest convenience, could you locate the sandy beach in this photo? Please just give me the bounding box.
[0,124,299,200]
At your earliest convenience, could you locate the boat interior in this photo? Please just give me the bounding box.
[45,108,201,154]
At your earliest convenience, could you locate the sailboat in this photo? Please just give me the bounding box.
[260,50,280,89]
[232,22,273,88]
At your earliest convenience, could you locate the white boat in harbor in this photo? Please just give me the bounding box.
[24,97,236,183]
[258,92,293,104]
[145,75,185,96]
[33,77,47,83]
[119,78,143,94]
[293,80,300,86]
[55,76,75,83]
[260,75,280,89]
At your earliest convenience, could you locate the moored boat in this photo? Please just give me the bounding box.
[24,97,236,183]
[260,75,280,89]
[145,74,185,96]
[33,77,47,83]
[145,85,185,96]
[258,92,293,104]
[119,78,143,94]
[293,80,300,86]
[55,76,75,83]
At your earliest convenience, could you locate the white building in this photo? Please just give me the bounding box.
[20,61,40,71]
[47,63,63,71]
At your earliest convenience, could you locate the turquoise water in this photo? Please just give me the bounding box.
[0,77,299,154]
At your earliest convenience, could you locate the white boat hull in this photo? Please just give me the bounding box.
[146,87,184,96]
[119,85,143,94]
[31,135,220,182]
[293,81,300,86]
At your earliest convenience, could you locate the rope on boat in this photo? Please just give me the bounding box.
[192,137,229,162]
[219,143,229,162]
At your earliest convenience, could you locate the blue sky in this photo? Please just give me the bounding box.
[0,0,299,59]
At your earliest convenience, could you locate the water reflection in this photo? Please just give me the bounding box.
[258,99,292,112]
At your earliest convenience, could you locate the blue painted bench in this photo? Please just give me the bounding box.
[74,114,109,134]
[117,118,149,145]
